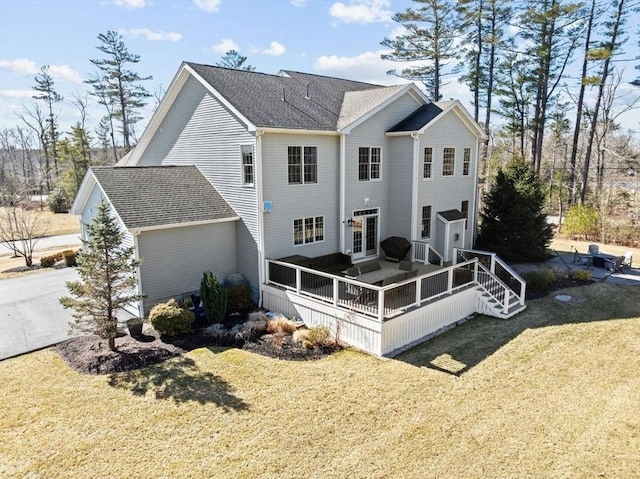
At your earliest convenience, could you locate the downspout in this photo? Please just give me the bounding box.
[339,132,346,253]
[132,230,144,318]
[410,132,420,247]
[472,137,481,247]
[255,129,266,306]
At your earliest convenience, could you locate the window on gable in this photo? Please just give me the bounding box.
[423,147,433,179]
[293,216,324,245]
[463,148,471,176]
[241,145,254,185]
[421,206,432,239]
[443,148,455,176]
[288,146,317,185]
[358,147,381,181]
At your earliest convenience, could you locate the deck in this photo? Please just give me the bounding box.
[263,248,527,357]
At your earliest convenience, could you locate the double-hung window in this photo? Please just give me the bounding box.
[293,216,324,245]
[443,147,455,176]
[358,147,381,181]
[423,147,433,179]
[288,146,317,184]
[463,148,471,176]
[421,206,432,239]
[241,145,254,185]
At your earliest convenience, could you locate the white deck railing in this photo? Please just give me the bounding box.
[454,248,526,306]
[412,240,444,266]
[266,258,479,323]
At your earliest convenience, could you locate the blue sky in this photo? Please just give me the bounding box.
[0,0,638,140]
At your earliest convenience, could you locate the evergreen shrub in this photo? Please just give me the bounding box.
[149,299,195,337]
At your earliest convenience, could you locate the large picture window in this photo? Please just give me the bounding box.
[421,206,432,239]
[443,148,455,176]
[293,216,324,245]
[358,147,381,181]
[288,146,317,184]
[241,145,254,185]
[423,147,433,179]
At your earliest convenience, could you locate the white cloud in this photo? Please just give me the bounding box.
[252,41,286,57]
[119,28,183,42]
[48,65,84,84]
[194,0,221,12]
[290,0,308,6]
[211,38,239,53]
[113,0,146,9]
[0,58,38,76]
[0,89,34,99]
[314,50,402,84]
[329,0,392,24]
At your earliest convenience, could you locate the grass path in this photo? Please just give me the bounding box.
[1,282,639,478]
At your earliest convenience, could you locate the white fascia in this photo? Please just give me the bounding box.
[340,132,346,253]
[258,127,339,136]
[255,129,266,306]
[129,216,240,235]
[410,132,420,242]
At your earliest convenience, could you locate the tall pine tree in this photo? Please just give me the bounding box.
[32,65,62,181]
[381,0,459,101]
[86,31,152,155]
[60,200,143,351]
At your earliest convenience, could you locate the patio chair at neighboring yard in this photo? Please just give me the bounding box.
[622,251,633,271]
[588,244,600,256]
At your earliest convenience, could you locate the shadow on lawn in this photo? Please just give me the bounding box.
[396,283,640,377]
[108,355,249,411]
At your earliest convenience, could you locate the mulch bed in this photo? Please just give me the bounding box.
[57,319,341,375]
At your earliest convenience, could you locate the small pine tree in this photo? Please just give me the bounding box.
[200,271,227,324]
[476,157,553,262]
[60,200,143,350]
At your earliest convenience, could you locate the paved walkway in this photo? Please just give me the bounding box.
[511,250,640,286]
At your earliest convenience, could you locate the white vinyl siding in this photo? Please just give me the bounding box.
[416,109,478,250]
[261,133,339,259]
[345,92,421,245]
[134,75,258,286]
[138,222,238,314]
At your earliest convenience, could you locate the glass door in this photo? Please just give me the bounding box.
[352,208,379,261]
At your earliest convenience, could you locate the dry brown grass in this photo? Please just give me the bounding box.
[266,315,298,334]
[0,207,80,237]
[1,282,638,478]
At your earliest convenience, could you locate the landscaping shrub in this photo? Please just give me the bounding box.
[522,269,557,290]
[200,271,227,324]
[570,269,592,282]
[226,284,255,314]
[266,315,298,334]
[40,252,62,267]
[307,326,333,347]
[61,249,78,267]
[149,299,195,337]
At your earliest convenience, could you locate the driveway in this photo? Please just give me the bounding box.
[0,267,79,360]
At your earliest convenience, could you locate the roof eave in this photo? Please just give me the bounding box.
[130,216,240,233]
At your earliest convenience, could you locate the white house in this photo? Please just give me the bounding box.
[72,62,526,356]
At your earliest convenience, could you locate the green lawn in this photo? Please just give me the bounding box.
[1,282,639,478]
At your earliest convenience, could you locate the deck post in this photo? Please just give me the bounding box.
[333,278,339,307]
[378,289,385,322]
[503,289,510,315]
[295,268,301,294]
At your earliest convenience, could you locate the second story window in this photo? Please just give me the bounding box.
[241,145,254,185]
[358,147,381,181]
[288,146,317,185]
[443,147,455,176]
[423,147,433,179]
[463,148,471,176]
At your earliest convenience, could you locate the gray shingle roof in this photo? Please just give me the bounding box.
[438,209,467,221]
[185,62,384,131]
[387,103,443,132]
[91,165,237,230]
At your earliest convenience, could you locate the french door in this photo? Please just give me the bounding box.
[352,208,379,261]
